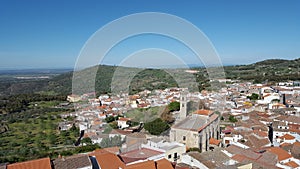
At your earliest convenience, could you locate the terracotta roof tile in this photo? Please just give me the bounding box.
[284,116,300,124]
[209,138,221,146]
[256,151,277,166]
[94,152,125,169]
[120,148,164,164]
[267,147,292,161]
[156,159,174,169]
[7,157,51,169]
[118,117,131,122]
[225,145,244,155]
[284,161,299,168]
[53,154,92,169]
[246,134,270,149]
[89,149,111,156]
[280,142,292,147]
[193,109,213,116]
[293,141,300,147]
[102,146,120,154]
[279,134,295,140]
[253,130,268,138]
[125,160,156,169]
[232,154,246,162]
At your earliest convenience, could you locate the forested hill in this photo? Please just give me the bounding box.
[224,58,300,83]
[0,58,300,97]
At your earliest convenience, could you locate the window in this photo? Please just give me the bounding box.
[174,153,178,159]
[183,136,186,141]
[168,154,172,159]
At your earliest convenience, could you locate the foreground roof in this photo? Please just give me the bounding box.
[52,154,92,169]
[126,160,156,169]
[120,148,164,164]
[7,157,51,169]
[94,151,125,169]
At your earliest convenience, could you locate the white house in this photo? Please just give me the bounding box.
[117,117,131,129]
[143,139,186,163]
[257,93,280,104]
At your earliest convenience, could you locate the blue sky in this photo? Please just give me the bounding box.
[0,0,299,69]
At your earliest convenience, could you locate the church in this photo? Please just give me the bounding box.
[170,90,220,152]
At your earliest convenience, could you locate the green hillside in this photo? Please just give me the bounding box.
[0,58,299,97]
[224,58,300,83]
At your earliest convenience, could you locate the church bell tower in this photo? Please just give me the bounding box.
[179,89,188,121]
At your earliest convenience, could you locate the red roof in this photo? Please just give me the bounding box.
[89,149,109,156]
[92,149,174,169]
[209,138,221,146]
[253,130,268,138]
[267,147,292,161]
[279,134,295,140]
[288,124,300,133]
[102,146,120,154]
[232,154,247,162]
[120,148,164,164]
[293,141,300,147]
[284,161,299,168]
[193,109,213,116]
[156,159,174,169]
[222,129,232,134]
[198,114,219,132]
[7,157,51,169]
[94,152,125,169]
[280,142,292,147]
[118,117,131,122]
[126,160,156,169]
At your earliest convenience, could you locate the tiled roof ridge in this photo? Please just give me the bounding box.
[8,157,50,166]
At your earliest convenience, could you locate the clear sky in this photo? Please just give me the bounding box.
[0,0,299,69]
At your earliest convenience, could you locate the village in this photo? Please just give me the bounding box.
[5,80,300,169]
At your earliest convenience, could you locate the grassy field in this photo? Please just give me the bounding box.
[125,106,166,123]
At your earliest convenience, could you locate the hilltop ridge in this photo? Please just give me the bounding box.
[0,58,299,96]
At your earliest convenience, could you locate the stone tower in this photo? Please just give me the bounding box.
[179,89,188,121]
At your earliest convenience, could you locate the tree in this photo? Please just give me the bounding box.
[271,99,280,103]
[187,147,201,153]
[100,135,124,148]
[168,101,180,112]
[247,93,259,100]
[105,116,115,123]
[161,106,175,124]
[109,121,118,129]
[48,133,57,145]
[81,137,92,145]
[229,115,238,123]
[144,118,169,135]
[70,125,79,137]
